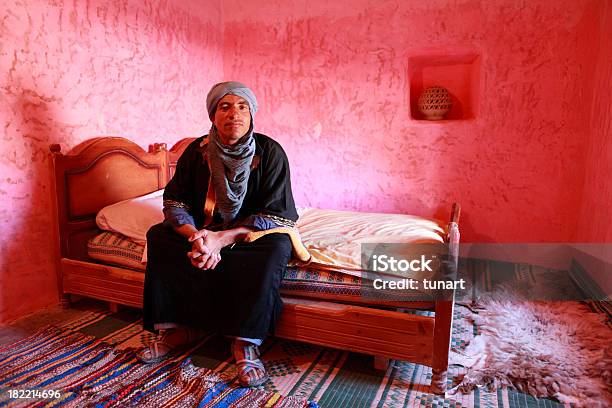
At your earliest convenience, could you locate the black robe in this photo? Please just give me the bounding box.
[143,133,298,339]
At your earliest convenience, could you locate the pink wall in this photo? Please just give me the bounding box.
[1,0,609,324]
[0,0,223,323]
[576,2,612,243]
[222,0,603,244]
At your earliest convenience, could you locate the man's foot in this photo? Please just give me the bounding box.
[138,327,200,364]
[232,340,269,387]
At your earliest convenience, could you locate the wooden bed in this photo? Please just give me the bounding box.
[49,137,461,394]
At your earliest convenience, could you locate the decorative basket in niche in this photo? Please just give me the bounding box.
[417,86,452,120]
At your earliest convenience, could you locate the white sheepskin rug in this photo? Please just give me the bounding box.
[450,293,612,407]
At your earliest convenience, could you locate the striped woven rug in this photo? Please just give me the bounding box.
[0,322,315,407]
[1,259,590,407]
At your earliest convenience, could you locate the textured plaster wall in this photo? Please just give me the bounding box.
[1,0,608,324]
[223,0,601,244]
[576,2,612,243]
[0,0,223,323]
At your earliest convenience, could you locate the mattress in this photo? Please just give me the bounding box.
[88,231,146,270]
[88,230,438,304]
[90,196,447,303]
[92,190,446,276]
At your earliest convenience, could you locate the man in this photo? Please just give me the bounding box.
[140,81,299,388]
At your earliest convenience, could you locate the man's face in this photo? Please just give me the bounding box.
[213,94,252,145]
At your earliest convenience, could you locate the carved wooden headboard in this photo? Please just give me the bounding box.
[50,137,196,261]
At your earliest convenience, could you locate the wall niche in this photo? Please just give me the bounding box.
[408,53,480,121]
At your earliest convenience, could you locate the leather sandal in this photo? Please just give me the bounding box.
[232,340,270,387]
[137,327,200,364]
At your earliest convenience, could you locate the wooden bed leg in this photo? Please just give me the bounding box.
[374,356,390,371]
[60,294,71,309]
[431,369,448,394]
[109,302,119,313]
[431,298,454,395]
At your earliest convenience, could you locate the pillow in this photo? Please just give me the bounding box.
[96,189,164,243]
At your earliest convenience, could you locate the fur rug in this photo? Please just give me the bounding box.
[450,292,612,407]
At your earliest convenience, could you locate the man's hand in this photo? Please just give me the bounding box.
[187,230,223,270]
[179,225,253,271]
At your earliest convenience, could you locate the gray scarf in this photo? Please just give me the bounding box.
[206,126,255,226]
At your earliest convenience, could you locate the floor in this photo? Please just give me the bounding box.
[0,298,571,407]
[1,259,607,407]
[0,298,113,347]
